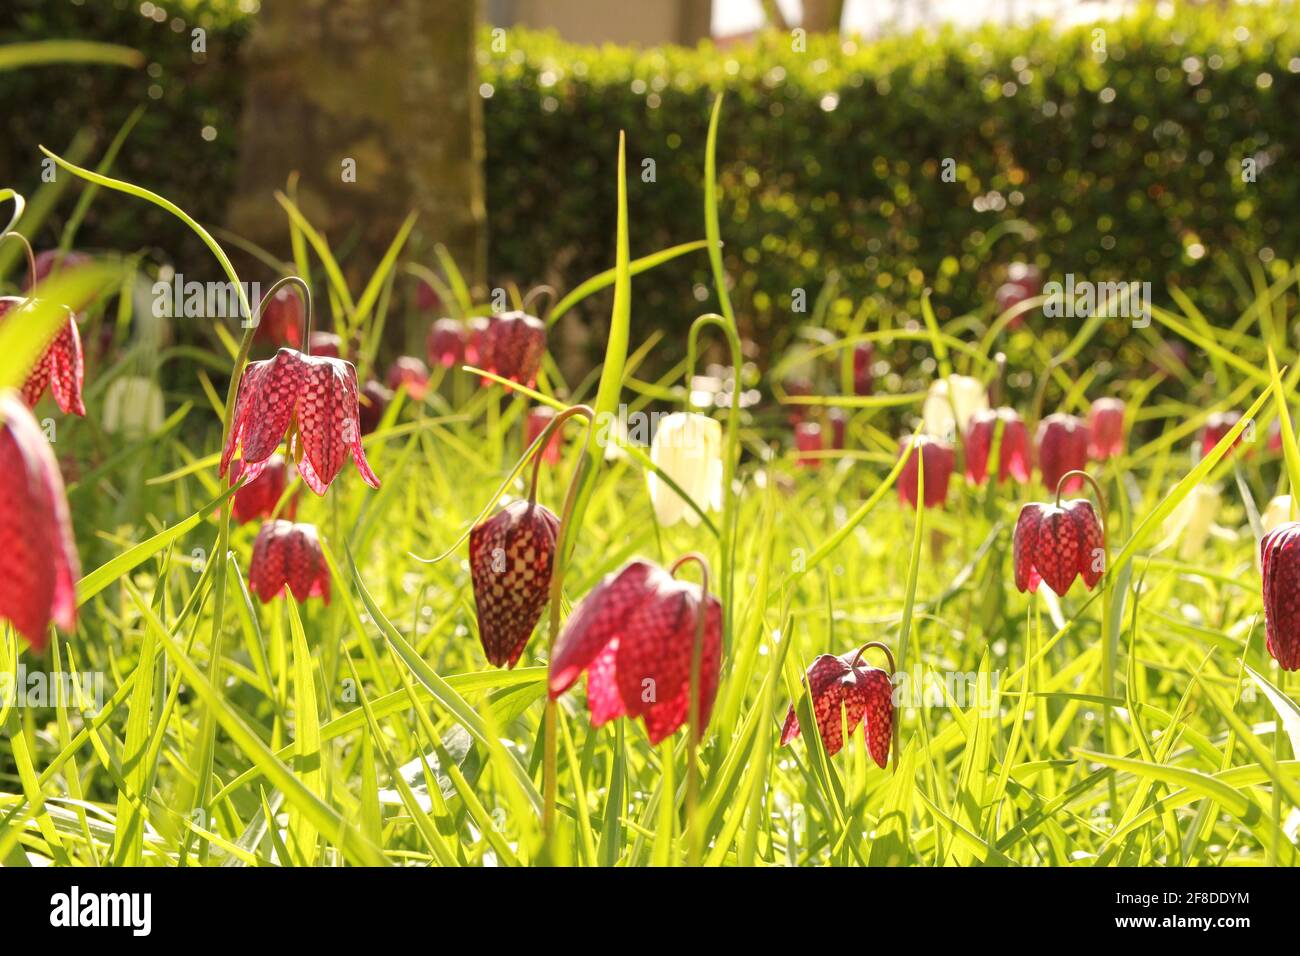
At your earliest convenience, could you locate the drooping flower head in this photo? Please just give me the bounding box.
[386,356,430,399]
[0,392,79,650]
[1261,522,1300,670]
[898,434,954,509]
[965,407,1031,486]
[416,278,441,312]
[549,557,723,745]
[1036,413,1089,493]
[852,342,873,397]
[480,311,546,388]
[780,643,894,767]
[1013,498,1104,596]
[1163,484,1221,561]
[468,499,560,668]
[0,296,85,416]
[426,318,466,369]
[1201,411,1245,459]
[230,454,297,525]
[249,520,330,605]
[1087,398,1126,461]
[922,374,988,441]
[103,375,164,437]
[525,405,563,465]
[794,421,822,468]
[220,347,380,495]
[358,380,392,436]
[254,286,304,348]
[647,412,723,527]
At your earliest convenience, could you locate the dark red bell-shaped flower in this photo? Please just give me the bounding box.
[386,356,429,399]
[0,296,85,416]
[525,406,563,465]
[249,519,330,604]
[480,311,546,388]
[230,454,297,525]
[549,558,723,745]
[220,347,380,495]
[965,407,1031,485]
[1087,398,1126,461]
[1036,413,1089,493]
[0,392,79,650]
[468,499,560,668]
[795,421,822,468]
[827,408,847,451]
[898,435,954,509]
[852,342,873,396]
[358,380,392,436]
[1201,411,1244,459]
[254,286,303,348]
[307,331,342,358]
[1013,499,1104,595]
[465,315,494,367]
[426,318,466,369]
[416,278,441,312]
[780,646,894,767]
[1260,522,1300,670]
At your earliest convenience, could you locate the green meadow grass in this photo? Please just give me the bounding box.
[1,100,1299,868]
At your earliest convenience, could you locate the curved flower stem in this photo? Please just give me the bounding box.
[670,551,711,867]
[540,405,597,846]
[521,283,556,320]
[1054,467,1118,809]
[850,640,896,675]
[0,231,37,291]
[686,313,742,652]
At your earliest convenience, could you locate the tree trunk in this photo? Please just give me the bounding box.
[229,0,486,323]
[801,0,844,32]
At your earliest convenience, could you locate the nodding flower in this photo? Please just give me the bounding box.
[780,643,894,767]
[426,318,466,369]
[1261,522,1300,671]
[220,347,380,495]
[922,374,987,441]
[965,407,1031,486]
[479,311,546,388]
[548,556,722,745]
[1013,487,1105,597]
[0,392,79,650]
[248,520,330,605]
[1036,413,1088,493]
[647,412,723,527]
[898,434,954,509]
[468,499,560,668]
[0,296,85,417]
[1087,398,1126,461]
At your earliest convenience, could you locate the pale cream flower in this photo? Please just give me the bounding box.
[647,412,723,527]
[1164,484,1221,560]
[103,375,165,438]
[1263,495,1294,534]
[922,375,987,440]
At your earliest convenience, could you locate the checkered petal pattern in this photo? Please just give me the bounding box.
[1261,521,1300,671]
[249,519,330,605]
[0,296,86,417]
[480,311,546,388]
[468,499,560,668]
[780,652,894,765]
[1013,498,1104,596]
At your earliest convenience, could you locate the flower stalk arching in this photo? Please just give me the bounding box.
[521,283,556,322]
[256,275,314,357]
[686,312,742,650]
[0,231,38,292]
[669,551,711,867]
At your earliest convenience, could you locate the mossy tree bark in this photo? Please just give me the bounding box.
[230,0,486,330]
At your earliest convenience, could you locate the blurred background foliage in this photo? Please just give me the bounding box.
[1,2,1297,374]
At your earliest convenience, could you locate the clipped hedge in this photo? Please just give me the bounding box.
[482,8,1300,354]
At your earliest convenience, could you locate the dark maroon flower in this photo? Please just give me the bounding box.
[230,454,296,525]
[1013,499,1104,595]
[795,421,822,468]
[469,499,560,668]
[0,296,85,416]
[780,648,894,767]
[549,558,723,745]
[898,435,954,509]
[220,347,380,495]
[1087,398,1126,461]
[386,356,429,399]
[1261,522,1300,670]
[255,286,303,348]
[249,520,330,605]
[308,331,342,358]
[852,343,873,396]
[965,407,1031,485]
[480,311,546,388]
[357,380,392,436]
[426,318,466,369]
[1201,411,1244,459]
[0,392,79,650]
[465,316,494,367]
[828,408,847,450]
[995,282,1034,327]
[416,278,440,312]
[1036,413,1089,493]
[525,405,562,465]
